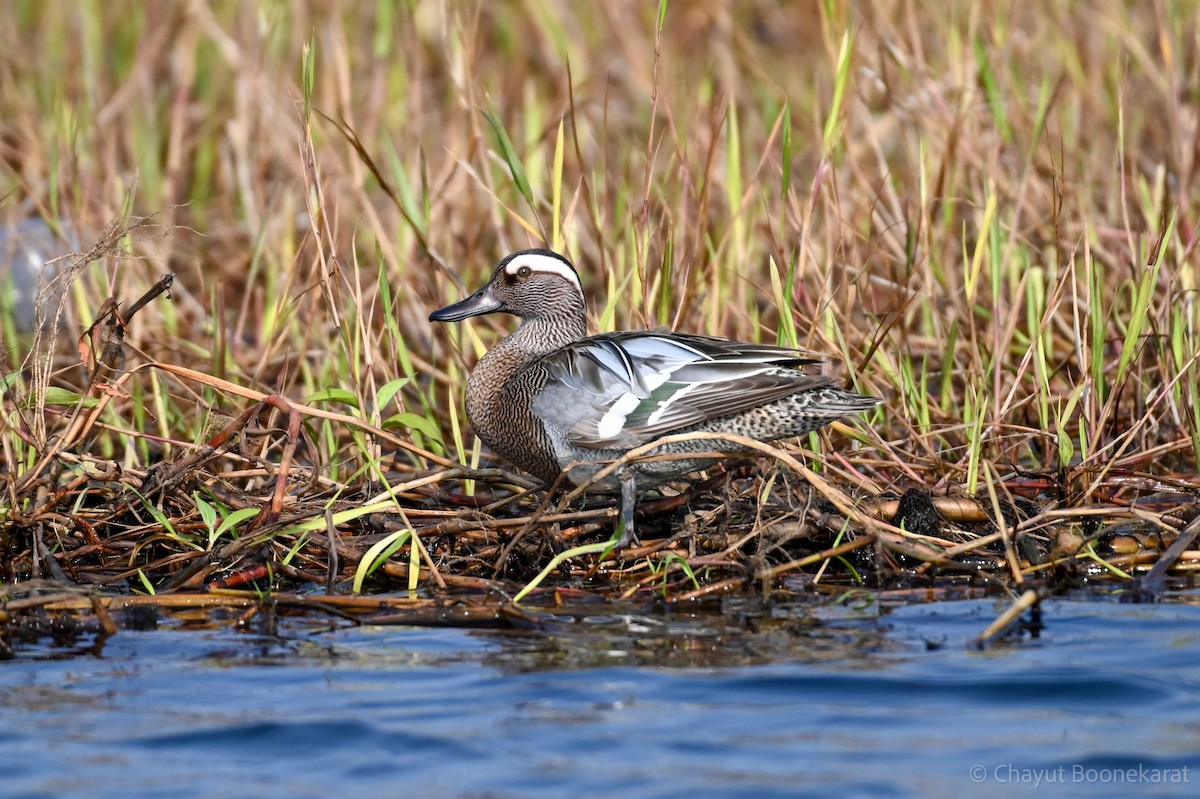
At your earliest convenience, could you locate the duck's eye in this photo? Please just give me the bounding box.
[517,266,532,278]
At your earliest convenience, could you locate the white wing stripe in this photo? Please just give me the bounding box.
[645,381,701,426]
[595,392,642,440]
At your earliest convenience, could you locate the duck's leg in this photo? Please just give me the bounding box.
[615,471,639,549]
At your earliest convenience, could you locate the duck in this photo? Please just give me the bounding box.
[429,248,880,546]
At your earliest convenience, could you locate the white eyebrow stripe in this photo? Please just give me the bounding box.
[504,253,582,293]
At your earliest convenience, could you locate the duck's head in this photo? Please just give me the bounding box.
[429,249,585,322]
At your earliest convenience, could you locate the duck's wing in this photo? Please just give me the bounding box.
[531,331,835,449]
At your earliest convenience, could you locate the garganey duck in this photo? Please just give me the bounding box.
[430,249,880,545]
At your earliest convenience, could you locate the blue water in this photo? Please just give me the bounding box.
[2,598,1199,798]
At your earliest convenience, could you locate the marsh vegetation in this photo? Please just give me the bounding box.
[2,2,1198,644]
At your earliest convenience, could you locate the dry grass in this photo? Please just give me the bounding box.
[2,1,1200,626]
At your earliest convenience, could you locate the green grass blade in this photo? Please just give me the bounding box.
[482,109,534,205]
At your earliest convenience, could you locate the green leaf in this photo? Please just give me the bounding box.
[822,31,853,156]
[513,534,618,603]
[215,507,261,541]
[375,377,411,411]
[780,102,792,200]
[382,411,442,441]
[482,109,534,204]
[302,36,316,122]
[194,492,218,532]
[38,387,99,408]
[353,529,413,593]
[305,388,360,408]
